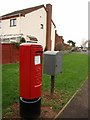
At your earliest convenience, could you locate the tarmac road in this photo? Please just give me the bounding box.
[56,80,88,119]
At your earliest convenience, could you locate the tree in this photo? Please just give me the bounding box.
[67,40,72,45]
[72,41,76,47]
[67,40,76,47]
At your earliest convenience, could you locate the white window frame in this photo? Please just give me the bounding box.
[10,18,16,27]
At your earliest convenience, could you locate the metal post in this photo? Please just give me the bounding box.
[50,75,55,98]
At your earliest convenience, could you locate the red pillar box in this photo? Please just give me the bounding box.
[19,43,43,119]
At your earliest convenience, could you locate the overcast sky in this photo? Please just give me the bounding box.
[0,0,89,46]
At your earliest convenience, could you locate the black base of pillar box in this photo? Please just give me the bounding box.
[19,97,41,119]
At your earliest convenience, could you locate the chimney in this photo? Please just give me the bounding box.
[46,4,52,50]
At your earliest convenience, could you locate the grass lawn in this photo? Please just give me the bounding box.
[2,53,88,115]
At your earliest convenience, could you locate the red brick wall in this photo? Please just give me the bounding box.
[55,32,64,50]
[55,34,64,45]
[1,44,19,64]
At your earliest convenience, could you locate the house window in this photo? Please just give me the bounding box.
[10,19,16,27]
[0,21,1,29]
[41,24,44,29]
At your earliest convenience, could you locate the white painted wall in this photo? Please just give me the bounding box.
[21,8,47,50]
[51,22,55,50]
[0,22,2,34]
[0,17,20,35]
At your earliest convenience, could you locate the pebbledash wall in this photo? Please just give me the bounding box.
[1,44,19,64]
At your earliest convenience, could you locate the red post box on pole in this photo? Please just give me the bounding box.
[19,43,43,119]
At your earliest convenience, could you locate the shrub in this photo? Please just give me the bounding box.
[12,37,26,48]
[20,37,26,43]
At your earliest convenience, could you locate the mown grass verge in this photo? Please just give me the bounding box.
[2,53,88,115]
